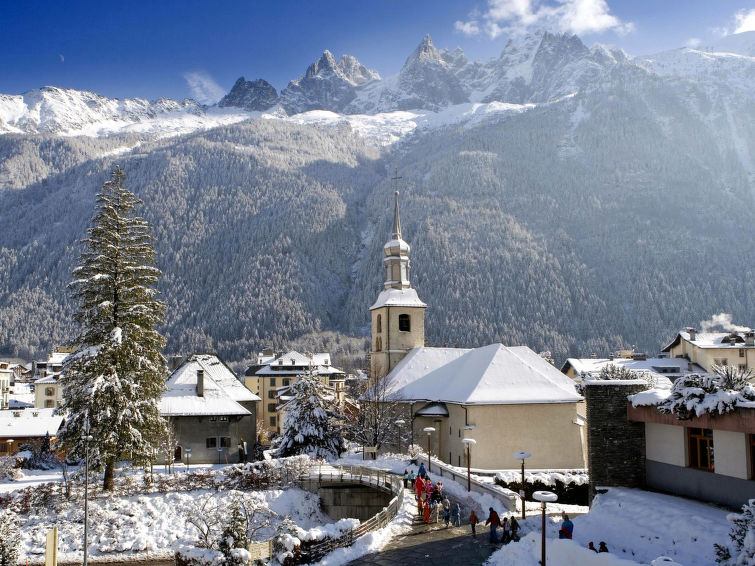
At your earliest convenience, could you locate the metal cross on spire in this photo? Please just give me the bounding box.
[391,167,402,240]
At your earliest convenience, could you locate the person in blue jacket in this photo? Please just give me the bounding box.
[558,513,574,539]
[417,462,427,478]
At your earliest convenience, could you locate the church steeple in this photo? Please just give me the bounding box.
[383,191,412,290]
[370,178,426,381]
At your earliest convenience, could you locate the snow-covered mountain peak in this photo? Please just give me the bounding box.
[405,35,446,67]
[338,54,381,85]
[218,77,278,111]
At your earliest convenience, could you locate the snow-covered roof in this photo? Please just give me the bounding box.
[370,288,427,310]
[415,402,449,417]
[662,330,754,351]
[563,357,704,377]
[46,352,70,365]
[382,344,582,405]
[34,374,62,385]
[160,354,259,417]
[0,408,65,438]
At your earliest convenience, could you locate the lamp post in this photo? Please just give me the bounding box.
[422,427,435,472]
[185,447,192,471]
[514,450,532,520]
[6,439,13,455]
[82,425,93,566]
[532,490,558,566]
[395,419,405,453]
[461,438,476,491]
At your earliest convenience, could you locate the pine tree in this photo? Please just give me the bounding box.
[57,165,167,491]
[219,501,249,565]
[275,371,344,460]
[0,511,20,566]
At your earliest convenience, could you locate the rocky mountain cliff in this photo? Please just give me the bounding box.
[0,31,754,365]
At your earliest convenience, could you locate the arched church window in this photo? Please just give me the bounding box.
[376,314,382,333]
[376,336,382,351]
[398,314,410,332]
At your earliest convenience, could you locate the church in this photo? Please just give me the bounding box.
[370,191,587,470]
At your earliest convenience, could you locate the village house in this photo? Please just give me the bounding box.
[0,362,11,410]
[32,351,69,408]
[561,352,706,382]
[662,326,755,374]
[370,192,586,470]
[159,354,260,465]
[244,350,344,432]
[0,407,65,456]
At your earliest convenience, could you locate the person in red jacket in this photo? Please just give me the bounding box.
[415,474,425,497]
[485,507,500,543]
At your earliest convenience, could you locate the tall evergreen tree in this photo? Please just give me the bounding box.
[57,165,167,490]
[275,371,344,460]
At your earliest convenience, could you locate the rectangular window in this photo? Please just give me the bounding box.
[0,443,7,454]
[45,387,55,396]
[740,349,745,358]
[219,416,228,422]
[209,416,217,422]
[268,390,276,399]
[206,437,217,449]
[688,427,714,471]
[220,437,231,448]
[270,378,276,386]
[269,416,276,427]
[283,379,290,386]
[714,358,728,367]
[45,400,55,408]
[267,403,277,412]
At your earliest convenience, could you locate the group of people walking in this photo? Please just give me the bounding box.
[406,465,462,527]
[482,507,520,543]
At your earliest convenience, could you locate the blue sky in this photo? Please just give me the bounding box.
[2,0,754,102]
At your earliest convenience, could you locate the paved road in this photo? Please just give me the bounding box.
[346,490,504,566]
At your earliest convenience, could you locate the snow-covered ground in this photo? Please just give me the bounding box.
[487,487,731,566]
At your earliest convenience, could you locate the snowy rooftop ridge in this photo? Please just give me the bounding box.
[0,407,65,438]
[382,344,582,405]
[160,354,259,417]
[370,288,427,310]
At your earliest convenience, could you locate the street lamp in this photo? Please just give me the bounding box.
[395,419,405,453]
[82,425,94,566]
[514,450,532,520]
[532,490,558,566]
[6,439,13,455]
[461,438,476,491]
[422,427,435,472]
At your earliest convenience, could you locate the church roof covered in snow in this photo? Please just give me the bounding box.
[370,288,427,310]
[382,344,582,405]
[160,354,259,417]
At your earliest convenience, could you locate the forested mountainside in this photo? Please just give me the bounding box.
[0,32,753,366]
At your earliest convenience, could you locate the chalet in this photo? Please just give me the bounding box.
[662,327,755,374]
[0,408,65,456]
[160,354,260,464]
[244,350,344,431]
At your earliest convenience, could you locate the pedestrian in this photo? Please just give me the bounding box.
[423,498,431,524]
[417,462,426,478]
[442,498,451,527]
[409,468,416,487]
[425,478,434,497]
[403,469,410,488]
[559,513,574,539]
[501,517,511,544]
[415,474,425,498]
[485,507,500,543]
[509,515,520,542]
[588,541,598,553]
[434,500,442,524]
[469,509,479,537]
[451,503,461,527]
[416,495,424,518]
[598,541,608,553]
[432,485,443,504]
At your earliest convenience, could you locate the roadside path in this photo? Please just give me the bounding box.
[345,488,504,566]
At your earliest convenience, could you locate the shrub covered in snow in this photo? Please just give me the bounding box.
[715,498,755,565]
[494,470,589,505]
[0,511,20,566]
[658,365,755,420]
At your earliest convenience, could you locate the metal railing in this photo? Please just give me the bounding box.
[426,459,518,510]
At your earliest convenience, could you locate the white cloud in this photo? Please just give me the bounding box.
[455,20,481,35]
[685,37,701,48]
[183,71,225,105]
[455,0,633,39]
[59,54,65,63]
[734,8,755,34]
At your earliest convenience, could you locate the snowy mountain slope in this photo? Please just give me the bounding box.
[0,86,255,137]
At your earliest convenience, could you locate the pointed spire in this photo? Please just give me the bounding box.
[392,191,402,240]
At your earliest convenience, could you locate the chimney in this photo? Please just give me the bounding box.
[746,332,755,347]
[196,369,204,397]
[686,327,696,341]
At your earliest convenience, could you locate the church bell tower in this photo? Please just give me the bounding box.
[370,189,426,381]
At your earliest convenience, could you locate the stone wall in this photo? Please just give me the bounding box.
[584,381,647,502]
